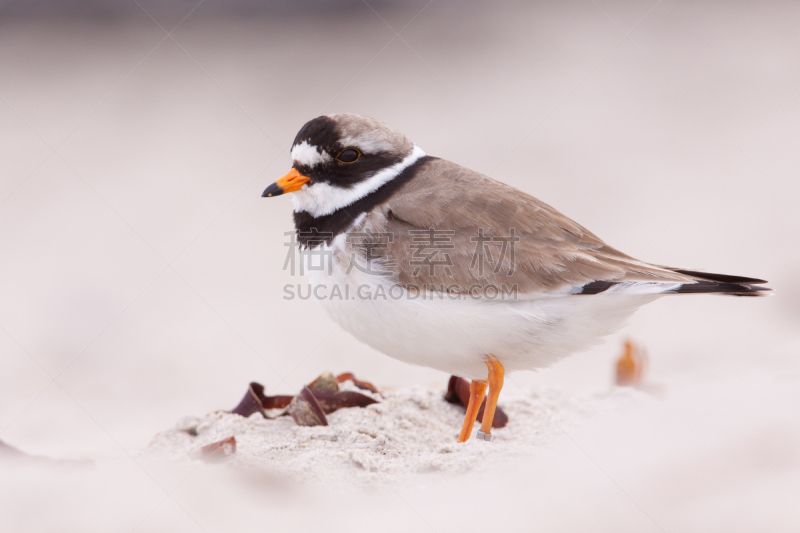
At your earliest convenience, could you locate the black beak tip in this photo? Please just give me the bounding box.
[262,183,283,198]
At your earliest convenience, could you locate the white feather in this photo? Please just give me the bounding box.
[339,134,396,154]
[291,140,332,168]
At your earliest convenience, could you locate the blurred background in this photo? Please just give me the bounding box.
[1,0,799,531]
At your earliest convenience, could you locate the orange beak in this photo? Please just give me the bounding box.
[262,168,311,197]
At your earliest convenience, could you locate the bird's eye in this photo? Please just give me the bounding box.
[336,148,360,164]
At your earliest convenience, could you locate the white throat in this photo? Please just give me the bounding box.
[292,145,426,218]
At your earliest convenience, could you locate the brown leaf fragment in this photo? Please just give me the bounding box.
[287,386,328,426]
[336,372,380,394]
[231,375,380,425]
[309,371,339,391]
[262,394,294,410]
[444,376,508,429]
[310,389,379,414]
[193,436,236,463]
[616,340,646,386]
[231,382,292,417]
[231,382,264,417]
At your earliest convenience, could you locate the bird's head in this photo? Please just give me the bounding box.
[262,114,424,217]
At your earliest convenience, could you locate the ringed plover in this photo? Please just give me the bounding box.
[262,114,770,442]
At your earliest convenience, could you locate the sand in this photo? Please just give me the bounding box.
[142,381,645,486]
[4,373,799,532]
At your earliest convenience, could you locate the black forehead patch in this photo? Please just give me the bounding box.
[292,116,340,153]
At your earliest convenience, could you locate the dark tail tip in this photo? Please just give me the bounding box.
[671,269,771,297]
[672,269,768,285]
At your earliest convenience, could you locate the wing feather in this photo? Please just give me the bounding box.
[365,158,695,294]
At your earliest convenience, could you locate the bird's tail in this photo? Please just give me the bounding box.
[668,269,771,297]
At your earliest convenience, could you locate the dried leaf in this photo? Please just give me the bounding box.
[231,373,381,427]
[287,386,328,426]
[444,376,508,429]
[231,382,263,417]
[616,340,646,386]
[192,436,236,463]
[336,372,380,394]
[231,382,292,418]
[311,389,379,414]
[262,395,294,410]
[309,371,339,391]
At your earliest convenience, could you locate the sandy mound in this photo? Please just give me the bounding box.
[142,382,645,486]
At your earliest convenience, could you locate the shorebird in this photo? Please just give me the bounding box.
[263,114,769,442]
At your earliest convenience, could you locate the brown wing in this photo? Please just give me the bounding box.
[363,158,695,294]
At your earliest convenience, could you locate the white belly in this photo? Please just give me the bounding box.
[301,240,660,381]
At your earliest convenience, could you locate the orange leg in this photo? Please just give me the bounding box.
[457,379,488,443]
[477,356,505,441]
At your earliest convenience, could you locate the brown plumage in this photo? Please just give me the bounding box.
[353,157,768,296]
